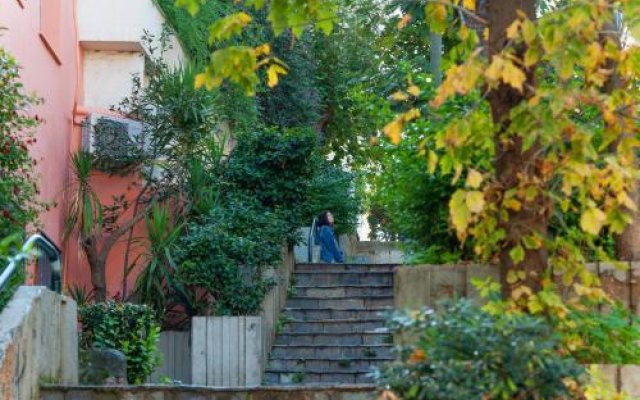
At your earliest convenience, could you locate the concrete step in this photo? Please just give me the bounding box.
[264,369,374,385]
[274,332,392,346]
[270,344,393,359]
[268,357,391,371]
[282,319,386,334]
[293,272,393,286]
[286,296,394,310]
[42,385,378,399]
[282,307,391,321]
[295,285,393,298]
[295,264,396,273]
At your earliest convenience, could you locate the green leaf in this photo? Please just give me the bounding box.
[509,245,525,264]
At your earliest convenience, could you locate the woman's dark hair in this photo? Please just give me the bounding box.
[317,211,332,227]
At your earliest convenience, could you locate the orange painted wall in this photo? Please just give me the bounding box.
[1,0,148,299]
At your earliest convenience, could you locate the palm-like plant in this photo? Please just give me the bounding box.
[65,152,103,238]
[135,203,194,327]
[65,151,151,302]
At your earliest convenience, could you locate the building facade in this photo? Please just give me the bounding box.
[0,0,185,297]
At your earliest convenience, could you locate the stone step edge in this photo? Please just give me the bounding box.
[295,284,393,288]
[293,271,394,275]
[269,357,393,361]
[271,344,393,348]
[284,307,392,311]
[265,368,376,374]
[295,263,397,267]
[288,295,394,300]
[41,384,377,392]
[283,318,387,324]
[276,331,390,336]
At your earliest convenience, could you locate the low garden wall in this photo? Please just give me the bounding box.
[0,286,78,400]
[395,262,640,309]
[41,384,378,400]
[190,248,295,387]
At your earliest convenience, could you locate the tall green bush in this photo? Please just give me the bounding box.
[0,47,43,238]
[224,127,318,240]
[174,194,286,316]
[78,302,161,384]
[306,163,361,235]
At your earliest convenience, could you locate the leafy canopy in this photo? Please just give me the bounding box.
[177,0,337,94]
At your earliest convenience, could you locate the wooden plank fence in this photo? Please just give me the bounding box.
[189,248,296,387]
[150,331,191,384]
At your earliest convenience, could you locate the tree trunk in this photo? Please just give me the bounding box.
[600,16,640,261]
[430,31,443,85]
[82,236,107,302]
[485,0,546,297]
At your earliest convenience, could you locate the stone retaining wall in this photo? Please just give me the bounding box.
[0,286,78,400]
[41,384,377,400]
[394,262,640,310]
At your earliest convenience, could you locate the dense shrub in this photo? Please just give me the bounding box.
[78,302,161,384]
[174,194,286,316]
[376,300,585,400]
[224,127,317,240]
[306,163,361,235]
[557,302,640,365]
[0,47,43,238]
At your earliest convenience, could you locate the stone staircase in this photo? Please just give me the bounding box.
[265,263,395,386]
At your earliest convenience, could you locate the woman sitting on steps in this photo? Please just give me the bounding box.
[317,211,344,263]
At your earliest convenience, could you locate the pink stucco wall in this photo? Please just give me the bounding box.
[1,0,147,298]
[0,0,78,260]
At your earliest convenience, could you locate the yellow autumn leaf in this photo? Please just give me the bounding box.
[194,73,208,89]
[428,150,438,173]
[390,91,409,101]
[407,85,421,97]
[580,208,606,235]
[383,119,404,145]
[511,285,532,300]
[450,190,471,234]
[485,56,505,83]
[466,169,483,189]
[398,13,412,29]
[402,108,421,122]
[506,20,521,40]
[433,3,447,22]
[617,191,638,211]
[266,64,287,88]
[502,60,527,92]
[521,19,537,44]
[254,43,271,56]
[465,190,485,213]
[463,0,475,11]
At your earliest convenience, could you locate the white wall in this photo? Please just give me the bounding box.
[83,50,144,109]
[78,0,185,68]
[79,0,186,111]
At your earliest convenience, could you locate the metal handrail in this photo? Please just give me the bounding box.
[308,217,318,263]
[0,234,62,293]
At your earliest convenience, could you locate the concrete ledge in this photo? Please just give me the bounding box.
[41,384,378,400]
[0,286,78,400]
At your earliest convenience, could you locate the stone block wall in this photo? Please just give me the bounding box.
[0,286,78,400]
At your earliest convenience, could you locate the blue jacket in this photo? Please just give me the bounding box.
[319,225,344,263]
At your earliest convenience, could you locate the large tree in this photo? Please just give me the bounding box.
[180,0,640,309]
